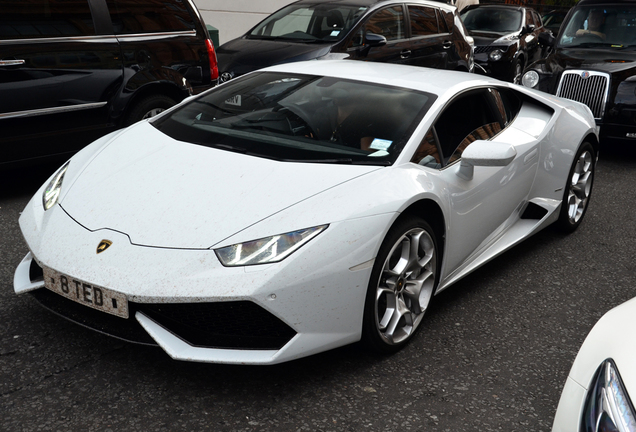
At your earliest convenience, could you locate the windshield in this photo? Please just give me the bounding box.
[461,8,523,34]
[152,72,436,166]
[559,5,636,48]
[247,4,367,42]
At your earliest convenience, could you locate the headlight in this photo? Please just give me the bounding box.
[42,162,70,210]
[581,359,636,432]
[215,225,328,266]
[489,49,503,61]
[522,70,540,88]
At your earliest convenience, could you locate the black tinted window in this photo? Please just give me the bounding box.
[365,6,405,41]
[0,0,95,39]
[434,89,502,165]
[106,0,196,34]
[409,6,438,37]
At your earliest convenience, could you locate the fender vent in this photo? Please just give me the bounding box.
[521,202,549,220]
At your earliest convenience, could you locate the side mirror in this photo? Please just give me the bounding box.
[456,140,517,180]
[364,33,387,48]
[523,24,536,34]
[358,33,387,57]
[538,31,555,47]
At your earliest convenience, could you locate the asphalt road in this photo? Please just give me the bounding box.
[1,147,636,432]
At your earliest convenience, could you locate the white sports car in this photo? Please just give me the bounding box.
[552,298,636,432]
[14,60,597,365]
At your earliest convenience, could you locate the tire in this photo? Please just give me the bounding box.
[124,94,178,126]
[555,142,595,233]
[362,215,439,354]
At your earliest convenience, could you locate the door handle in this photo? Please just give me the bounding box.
[442,41,453,49]
[400,49,412,59]
[0,59,25,66]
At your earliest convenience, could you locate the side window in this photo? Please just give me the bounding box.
[411,129,442,168]
[409,6,439,37]
[525,10,534,28]
[106,0,196,34]
[432,89,502,165]
[492,87,522,126]
[364,6,406,41]
[0,0,95,39]
[533,11,543,28]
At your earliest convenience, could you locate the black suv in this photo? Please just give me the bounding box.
[216,0,474,84]
[461,4,551,83]
[0,0,218,168]
[522,0,636,145]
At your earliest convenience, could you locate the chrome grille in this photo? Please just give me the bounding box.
[556,70,610,119]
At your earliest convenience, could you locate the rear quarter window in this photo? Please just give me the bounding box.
[106,0,196,34]
[0,0,95,39]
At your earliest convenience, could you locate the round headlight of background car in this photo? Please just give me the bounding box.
[489,49,504,61]
[522,70,540,88]
[215,225,328,266]
[42,162,70,210]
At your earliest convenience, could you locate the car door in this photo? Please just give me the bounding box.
[413,87,541,276]
[0,0,122,166]
[344,5,412,65]
[405,5,449,69]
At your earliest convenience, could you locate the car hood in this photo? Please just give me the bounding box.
[471,33,517,46]
[548,47,636,74]
[60,122,378,249]
[569,296,636,393]
[216,38,333,77]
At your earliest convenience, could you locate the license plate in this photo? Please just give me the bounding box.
[43,267,129,319]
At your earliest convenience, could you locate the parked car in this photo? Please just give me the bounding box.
[542,8,570,36]
[14,60,598,365]
[215,0,474,84]
[522,0,636,145]
[552,296,636,431]
[0,0,218,169]
[460,4,551,83]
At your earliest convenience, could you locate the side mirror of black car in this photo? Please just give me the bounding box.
[538,31,555,47]
[365,33,387,48]
[521,24,536,35]
[359,33,387,57]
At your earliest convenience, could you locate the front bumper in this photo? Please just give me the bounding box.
[15,196,394,364]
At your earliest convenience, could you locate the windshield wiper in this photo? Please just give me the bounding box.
[208,143,248,154]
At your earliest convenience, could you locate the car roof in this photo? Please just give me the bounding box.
[462,4,526,11]
[262,60,502,96]
[577,0,636,5]
[293,0,456,11]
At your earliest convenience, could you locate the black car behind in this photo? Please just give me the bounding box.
[523,0,636,145]
[0,0,218,168]
[215,0,474,84]
[461,4,551,83]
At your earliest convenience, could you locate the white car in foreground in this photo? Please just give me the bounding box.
[552,298,636,432]
[14,60,597,365]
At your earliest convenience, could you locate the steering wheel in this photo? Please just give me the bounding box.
[277,104,318,138]
[577,31,604,42]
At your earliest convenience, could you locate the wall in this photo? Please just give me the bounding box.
[195,0,295,45]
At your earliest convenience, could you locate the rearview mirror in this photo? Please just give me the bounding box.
[456,140,517,180]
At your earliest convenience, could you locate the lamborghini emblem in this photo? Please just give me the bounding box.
[97,240,112,254]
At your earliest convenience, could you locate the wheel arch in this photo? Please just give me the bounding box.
[583,132,600,155]
[113,82,188,127]
[398,198,446,272]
